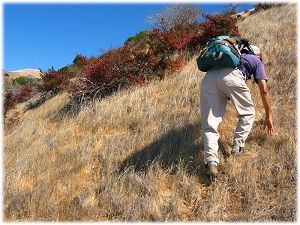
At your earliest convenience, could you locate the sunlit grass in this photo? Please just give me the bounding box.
[4,4,296,221]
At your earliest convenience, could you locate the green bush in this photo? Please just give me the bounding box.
[58,64,78,74]
[125,31,149,45]
[13,76,30,85]
[58,66,70,73]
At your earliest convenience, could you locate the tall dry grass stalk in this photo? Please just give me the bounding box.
[3,4,296,221]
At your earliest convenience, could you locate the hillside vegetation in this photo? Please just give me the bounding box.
[3,10,239,118]
[4,69,42,80]
[3,4,296,221]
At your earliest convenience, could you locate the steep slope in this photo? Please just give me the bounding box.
[4,4,296,221]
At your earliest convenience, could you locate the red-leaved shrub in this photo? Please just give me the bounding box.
[4,83,38,116]
[37,12,240,104]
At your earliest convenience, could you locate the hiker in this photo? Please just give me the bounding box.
[199,42,275,178]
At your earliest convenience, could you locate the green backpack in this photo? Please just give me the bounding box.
[197,35,250,72]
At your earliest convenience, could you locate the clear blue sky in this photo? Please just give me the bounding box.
[3,3,255,71]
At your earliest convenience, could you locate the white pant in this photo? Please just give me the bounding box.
[200,68,255,164]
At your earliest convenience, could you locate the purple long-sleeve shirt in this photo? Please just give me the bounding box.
[239,53,268,82]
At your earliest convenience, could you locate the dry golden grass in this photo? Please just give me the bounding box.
[3,4,296,221]
[4,69,42,79]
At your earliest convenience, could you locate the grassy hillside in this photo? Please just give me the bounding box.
[3,69,42,79]
[3,4,296,221]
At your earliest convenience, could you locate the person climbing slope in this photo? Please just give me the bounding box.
[198,36,275,179]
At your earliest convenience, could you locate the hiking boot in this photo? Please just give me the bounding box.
[206,161,219,181]
[232,145,244,155]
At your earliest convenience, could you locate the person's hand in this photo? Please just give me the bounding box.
[263,117,274,134]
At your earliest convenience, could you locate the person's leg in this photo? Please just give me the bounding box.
[223,70,255,150]
[200,72,228,165]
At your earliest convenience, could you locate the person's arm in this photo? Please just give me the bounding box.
[257,79,275,134]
